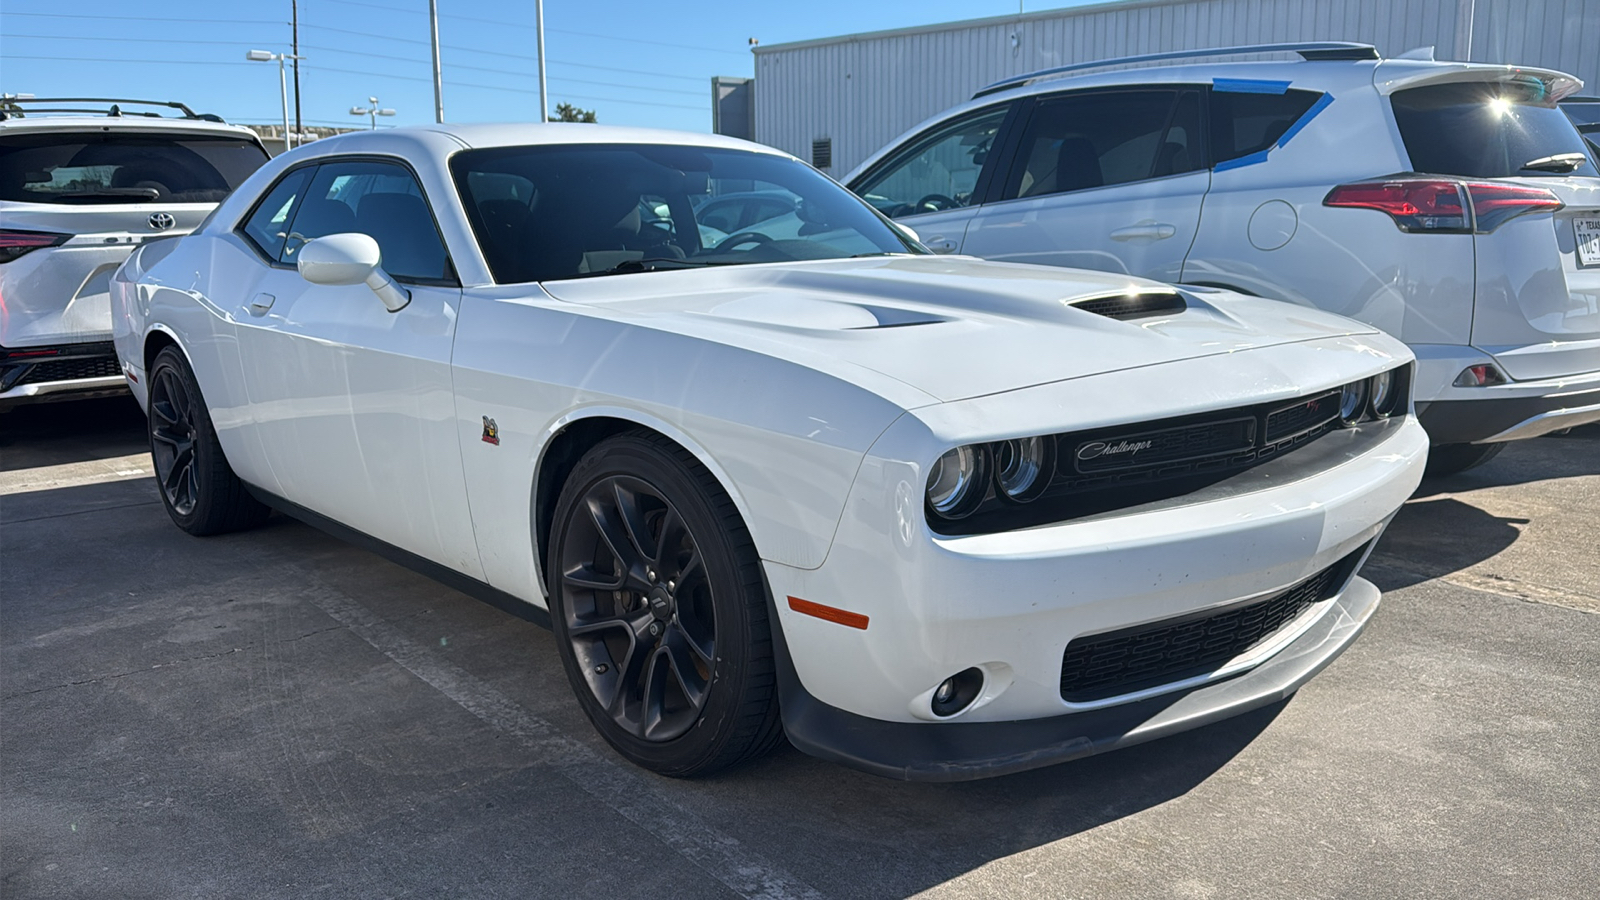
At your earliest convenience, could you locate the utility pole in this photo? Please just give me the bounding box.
[292,0,303,136]
[536,0,548,122]
[428,0,444,123]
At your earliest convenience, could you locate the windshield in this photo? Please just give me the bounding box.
[1392,81,1599,178]
[450,143,919,283]
[0,131,270,204]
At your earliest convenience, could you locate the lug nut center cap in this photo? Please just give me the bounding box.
[647,586,674,621]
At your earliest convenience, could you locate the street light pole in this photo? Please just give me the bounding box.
[428,0,444,123]
[248,49,304,153]
[536,0,548,122]
[350,97,396,130]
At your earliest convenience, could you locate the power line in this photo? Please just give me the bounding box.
[0,11,282,25]
[3,33,263,47]
[302,63,706,111]
[316,0,748,56]
[292,45,704,97]
[2,55,255,66]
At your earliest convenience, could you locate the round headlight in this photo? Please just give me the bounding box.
[1369,369,1398,418]
[994,436,1053,502]
[927,445,986,518]
[1338,380,1368,426]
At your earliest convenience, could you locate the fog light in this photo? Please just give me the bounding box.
[1338,379,1368,426]
[930,667,984,717]
[1453,364,1507,387]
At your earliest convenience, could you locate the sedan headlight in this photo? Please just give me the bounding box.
[1338,379,1369,426]
[994,436,1054,503]
[1369,369,1398,418]
[926,445,987,518]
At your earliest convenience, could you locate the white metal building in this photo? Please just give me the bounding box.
[750,0,1600,175]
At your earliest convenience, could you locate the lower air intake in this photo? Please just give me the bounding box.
[1058,545,1367,703]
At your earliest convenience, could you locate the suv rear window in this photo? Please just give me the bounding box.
[0,132,269,204]
[1393,82,1599,178]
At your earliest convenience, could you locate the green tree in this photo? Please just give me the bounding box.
[553,102,597,123]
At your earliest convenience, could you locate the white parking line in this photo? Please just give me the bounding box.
[0,453,153,496]
[303,583,826,900]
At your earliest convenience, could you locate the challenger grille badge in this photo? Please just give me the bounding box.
[148,212,175,231]
[481,416,500,445]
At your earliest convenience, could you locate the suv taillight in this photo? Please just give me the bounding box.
[0,229,70,263]
[1323,179,1563,234]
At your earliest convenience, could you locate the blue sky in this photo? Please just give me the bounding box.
[2,0,1105,132]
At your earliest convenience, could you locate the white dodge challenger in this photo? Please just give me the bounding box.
[111,124,1427,781]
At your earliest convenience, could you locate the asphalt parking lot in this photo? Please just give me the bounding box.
[3,398,1597,900]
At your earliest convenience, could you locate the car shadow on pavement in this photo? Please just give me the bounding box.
[0,396,147,472]
[696,698,1288,898]
[1366,497,1528,591]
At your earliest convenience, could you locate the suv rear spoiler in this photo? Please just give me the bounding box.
[972,42,1379,98]
[0,96,226,122]
[1372,62,1584,103]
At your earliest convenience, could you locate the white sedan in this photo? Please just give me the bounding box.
[111,124,1427,781]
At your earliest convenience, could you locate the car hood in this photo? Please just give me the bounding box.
[539,256,1381,403]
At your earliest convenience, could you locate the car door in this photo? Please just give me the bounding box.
[962,88,1210,282]
[227,157,484,578]
[848,103,1016,254]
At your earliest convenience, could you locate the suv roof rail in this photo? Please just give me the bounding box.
[0,96,225,122]
[972,42,1380,98]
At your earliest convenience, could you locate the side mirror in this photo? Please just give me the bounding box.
[296,232,410,312]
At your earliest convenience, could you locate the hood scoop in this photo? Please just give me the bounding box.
[1070,290,1187,321]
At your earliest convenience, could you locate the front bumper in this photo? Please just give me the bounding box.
[0,342,129,407]
[777,576,1381,782]
[763,411,1426,779]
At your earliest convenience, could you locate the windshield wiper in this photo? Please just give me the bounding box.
[1519,153,1588,173]
[570,257,725,279]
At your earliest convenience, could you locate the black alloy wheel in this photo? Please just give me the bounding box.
[146,346,270,535]
[149,361,200,516]
[548,432,783,776]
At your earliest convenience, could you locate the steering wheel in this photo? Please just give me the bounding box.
[914,194,959,213]
[717,231,774,250]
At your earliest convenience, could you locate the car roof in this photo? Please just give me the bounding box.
[845,54,1583,183]
[421,122,793,155]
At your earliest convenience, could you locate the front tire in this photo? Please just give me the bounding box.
[1424,441,1506,477]
[547,431,783,777]
[147,346,270,535]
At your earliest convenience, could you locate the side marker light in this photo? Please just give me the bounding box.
[787,596,869,630]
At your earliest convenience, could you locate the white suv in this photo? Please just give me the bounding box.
[1,97,270,409]
[846,44,1600,475]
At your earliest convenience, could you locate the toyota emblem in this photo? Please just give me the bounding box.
[148,212,175,231]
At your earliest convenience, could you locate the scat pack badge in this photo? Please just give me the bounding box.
[481,416,500,445]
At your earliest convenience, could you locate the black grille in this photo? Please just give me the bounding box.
[1058,548,1364,703]
[13,354,122,386]
[1072,291,1187,320]
[1072,417,1254,474]
[1264,390,1340,444]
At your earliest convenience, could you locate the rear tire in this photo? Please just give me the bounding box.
[547,431,783,777]
[1424,442,1506,477]
[147,346,270,535]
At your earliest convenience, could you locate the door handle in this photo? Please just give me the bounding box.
[249,292,276,316]
[923,237,959,254]
[1110,222,1177,241]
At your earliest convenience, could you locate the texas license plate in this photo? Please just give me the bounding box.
[1577,217,1600,268]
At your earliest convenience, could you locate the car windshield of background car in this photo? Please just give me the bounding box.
[0,132,270,204]
[1394,82,1600,178]
[450,144,917,283]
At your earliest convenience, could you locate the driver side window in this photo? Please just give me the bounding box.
[851,106,1010,219]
